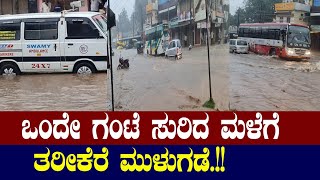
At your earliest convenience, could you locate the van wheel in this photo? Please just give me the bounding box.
[74,63,96,75]
[0,63,20,76]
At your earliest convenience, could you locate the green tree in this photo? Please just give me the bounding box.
[244,0,282,23]
[229,0,282,26]
[117,8,131,34]
[133,0,148,34]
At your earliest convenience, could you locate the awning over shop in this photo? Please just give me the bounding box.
[169,18,193,29]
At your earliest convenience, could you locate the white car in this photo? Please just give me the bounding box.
[229,39,249,54]
[165,39,182,59]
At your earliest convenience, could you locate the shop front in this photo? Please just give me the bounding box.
[0,0,89,15]
[194,0,206,46]
[36,0,89,12]
[0,0,29,14]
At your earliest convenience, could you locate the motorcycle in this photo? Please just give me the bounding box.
[117,57,129,70]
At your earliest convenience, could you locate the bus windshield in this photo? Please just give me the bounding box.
[287,26,310,48]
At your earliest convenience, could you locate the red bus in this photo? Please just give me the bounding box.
[238,23,311,59]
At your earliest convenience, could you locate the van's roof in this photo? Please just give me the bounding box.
[0,12,100,20]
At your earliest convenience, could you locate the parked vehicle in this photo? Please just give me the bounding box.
[117,57,129,70]
[0,11,111,76]
[165,39,182,59]
[229,39,249,54]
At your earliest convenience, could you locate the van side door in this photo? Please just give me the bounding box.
[63,17,108,72]
[22,18,61,72]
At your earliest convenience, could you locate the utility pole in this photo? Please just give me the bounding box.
[260,4,262,23]
[107,0,115,111]
[189,0,193,46]
[204,0,214,108]
[132,14,134,37]
[238,10,240,27]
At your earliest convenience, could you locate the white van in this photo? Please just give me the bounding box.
[0,11,110,76]
[229,39,249,54]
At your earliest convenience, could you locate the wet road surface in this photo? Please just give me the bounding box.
[0,74,108,111]
[0,46,229,111]
[0,45,319,111]
[107,46,229,111]
[230,52,320,111]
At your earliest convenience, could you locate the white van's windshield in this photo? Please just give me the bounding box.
[92,15,108,35]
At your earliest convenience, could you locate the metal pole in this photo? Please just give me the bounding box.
[205,0,213,101]
[189,0,193,45]
[133,12,135,37]
[107,0,115,111]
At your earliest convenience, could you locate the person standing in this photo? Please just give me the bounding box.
[41,0,52,13]
[91,0,102,12]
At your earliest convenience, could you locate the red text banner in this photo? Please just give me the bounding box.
[0,112,318,145]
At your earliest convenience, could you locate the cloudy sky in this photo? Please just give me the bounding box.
[230,0,245,14]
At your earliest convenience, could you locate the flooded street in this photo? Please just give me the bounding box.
[0,45,319,111]
[0,74,108,111]
[230,52,320,111]
[108,46,229,111]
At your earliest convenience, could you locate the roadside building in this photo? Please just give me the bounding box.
[194,0,228,46]
[146,0,159,29]
[194,0,207,45]
[211,0,229,44]
[168,0,194,47]
[310,0,320,51]
[0,0,90,15]
[157,0,178,39]
[274,0,311,26]
[0,0,32,14]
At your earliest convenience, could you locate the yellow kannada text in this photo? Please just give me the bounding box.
[120,147,226,173]
[34,147,109,172]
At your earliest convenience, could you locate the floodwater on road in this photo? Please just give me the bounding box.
[0,74,108,111]
[230,52,320,111]
[107,46,230,111]
[1,45,319,111]
[0,46,230,111]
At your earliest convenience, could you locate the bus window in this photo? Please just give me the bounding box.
[243,27,249,37]
[268,29,276,40]
[262,27,268,39]
[250,27,255,38]
[256,27,262,38]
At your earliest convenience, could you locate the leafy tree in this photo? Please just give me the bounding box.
[117,8,131,34]
[229,0,282,26]
[133,0,148,34]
